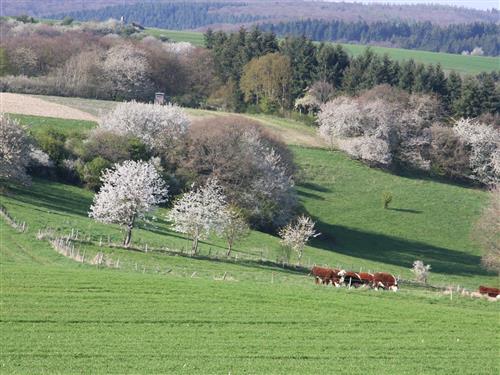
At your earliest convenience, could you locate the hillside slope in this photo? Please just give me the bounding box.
[145,29,500,75]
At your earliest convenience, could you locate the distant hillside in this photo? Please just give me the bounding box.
[261,19,500,56]
[9,0,498,26]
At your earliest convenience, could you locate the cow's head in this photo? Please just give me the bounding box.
[389,285,398,292]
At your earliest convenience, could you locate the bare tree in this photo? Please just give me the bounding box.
[0,114,31,185]
[473,186,500,274]
[221,205,249,256]
[89,160,168,246]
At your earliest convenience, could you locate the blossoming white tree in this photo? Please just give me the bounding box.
[453,118,499,185]
[242,128,296,227]
[411,260,431,284]
[317,97,365,149]
[103,44,153,100]
[0,114,32,185]
[89,160,168,246]
[279,215,319,265]
[98,101,190,150]
[167,178,227,254]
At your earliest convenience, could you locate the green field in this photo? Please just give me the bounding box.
[145,28,500,75]
[1,111,499,374]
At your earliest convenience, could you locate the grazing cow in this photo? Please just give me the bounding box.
[358,272,375,287]
[478,286,500,298]
[311,266,345,287]
[372,272,398,291]
[342,271,362,288]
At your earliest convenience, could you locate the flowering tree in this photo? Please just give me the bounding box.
[0,114,31,185]
[411,260,431,283]
[167,178,227,254]
[279,215,319,264]
[89,160,168,246]
[453,118,499,185]
[103,44,153,100]
[98,101,190,150]
[242,128,297,228]
[317,97,364,149]
[221,205,249,256]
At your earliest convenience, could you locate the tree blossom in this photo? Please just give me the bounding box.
[411,260,431,283]
[98,101,190,150]
[453,118,500,185]
[103,44,153,100]
[0,114,31,185]
[89,160,168,246]
[279,215,319,264]
[167,178,227,254]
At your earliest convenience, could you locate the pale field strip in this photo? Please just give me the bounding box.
[0,93,97,121]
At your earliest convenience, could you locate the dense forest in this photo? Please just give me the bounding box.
[50,2,267,29]
[261,20,500,56]
[204,28,499,119]
[38,0,499,26]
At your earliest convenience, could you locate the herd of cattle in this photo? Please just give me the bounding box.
[311,266,500,300]
[311,266,398,291]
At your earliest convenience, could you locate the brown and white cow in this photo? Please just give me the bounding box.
[311,266,345,287]
[342,271,362,288]
[358,272,375,285]
[478,286,500,298]
[372,272,398,291]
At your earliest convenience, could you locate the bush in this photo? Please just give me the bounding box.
[430,126,470,179]
[81,130,151,164]
[34,129,68,167]
[78,157,111,191]
[182,116,297,229]
[382,192,393,209]
[411,260,431,283]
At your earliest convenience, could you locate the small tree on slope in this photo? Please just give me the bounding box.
[89,160,168,246]
[221,205,249,256]
[279,215,319,265]
[167,178,227,254]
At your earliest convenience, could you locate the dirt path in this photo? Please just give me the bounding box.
[0,93,98,121]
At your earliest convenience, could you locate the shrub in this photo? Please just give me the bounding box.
[183,116,297,229]
[79,157,111,191]
[430,125,470,179]
[81,130,151,164]
[411,260,431,283]
[382,192,393,209]
[34,128,68,167]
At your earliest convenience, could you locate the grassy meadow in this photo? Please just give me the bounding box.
[1,108,499,374]
[144,28,500,75]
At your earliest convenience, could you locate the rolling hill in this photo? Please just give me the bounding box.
[145,28,500,75]
[1,95,498,374]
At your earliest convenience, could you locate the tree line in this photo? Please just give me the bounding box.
[261,20,500,56]
[50,2,267,29]
[205,28,499,120]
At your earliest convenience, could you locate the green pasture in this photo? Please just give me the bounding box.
[144,28,500,75]
[1,112,498,374]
